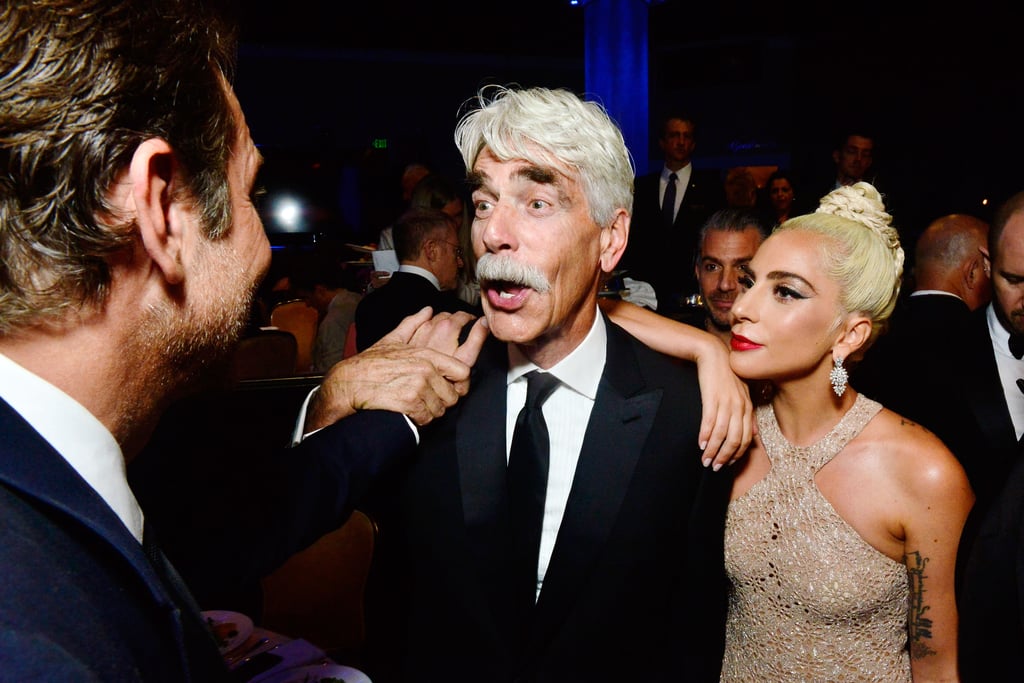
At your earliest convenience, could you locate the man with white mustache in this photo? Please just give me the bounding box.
[363,85,745,683]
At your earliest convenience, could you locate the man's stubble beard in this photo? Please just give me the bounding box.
[120,241,257,427]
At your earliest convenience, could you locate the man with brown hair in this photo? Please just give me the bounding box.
[0,3,484,678]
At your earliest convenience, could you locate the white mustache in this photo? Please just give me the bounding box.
[475,254,551,293]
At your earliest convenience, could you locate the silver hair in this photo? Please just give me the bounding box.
[453,85,634,228]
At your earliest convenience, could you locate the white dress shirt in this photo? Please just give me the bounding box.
[987,303,1024,440]
[506,308,606,598]
[0,352,144,543]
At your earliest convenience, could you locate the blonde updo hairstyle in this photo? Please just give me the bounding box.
[776,182,904,352]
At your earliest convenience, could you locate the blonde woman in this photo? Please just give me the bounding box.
[608,182,973,681]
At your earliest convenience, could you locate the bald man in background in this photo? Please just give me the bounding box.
[853,212,990,447]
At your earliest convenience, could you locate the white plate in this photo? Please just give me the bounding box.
[261,662,372,683]
[200,609,254,656]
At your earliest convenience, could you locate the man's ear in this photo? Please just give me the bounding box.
[599,209,630,273]
[965,254,984,290]
[422,238,441,266]
[130,138,185,285]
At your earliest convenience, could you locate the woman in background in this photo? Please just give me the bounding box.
[760,168,799,228]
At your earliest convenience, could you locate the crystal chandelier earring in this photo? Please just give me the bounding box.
[829,356,848,397]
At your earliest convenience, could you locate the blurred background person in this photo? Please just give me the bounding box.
[759,168,801,228]
[955,190,1024,681]
[681,208,768,345]
[354,207,480,351]
[723,166,758,209]
[853,213,991,432]
[623,112,725,318]
[290,251,366,373]
[408,172,479,307]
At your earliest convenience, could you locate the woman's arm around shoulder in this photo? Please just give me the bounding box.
[600,298,754,470]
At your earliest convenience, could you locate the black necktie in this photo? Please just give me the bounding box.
[662,172,678,225]
[507,371,559,614]
[1010,334,1024,359]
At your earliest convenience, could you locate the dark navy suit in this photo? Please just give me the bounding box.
[0,399,416,681]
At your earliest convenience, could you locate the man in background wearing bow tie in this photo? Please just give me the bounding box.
[955,189,1024,682]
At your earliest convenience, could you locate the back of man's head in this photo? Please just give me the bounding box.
[393,208,458,264]
[0,0,238,334]
[913,214,990,309]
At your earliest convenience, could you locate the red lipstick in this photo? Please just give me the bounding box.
[730,334,762,351]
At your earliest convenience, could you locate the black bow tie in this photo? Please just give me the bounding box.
[1011,334,1024,360]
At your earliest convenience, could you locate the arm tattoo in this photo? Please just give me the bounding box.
[904,550,937,659]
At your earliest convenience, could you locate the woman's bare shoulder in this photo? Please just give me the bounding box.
[864,407,972,496]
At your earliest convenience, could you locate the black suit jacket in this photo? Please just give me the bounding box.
[0,397,416,680]
[354,271,480,351]
[953,307,1024,680]
[956,449,1024,682]
[622,168,724,317]
[853,293,976,447]
[367,317,732,682]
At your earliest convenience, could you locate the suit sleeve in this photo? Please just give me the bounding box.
[209,409,417,582]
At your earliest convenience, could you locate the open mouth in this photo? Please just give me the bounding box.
[484,280,532,310]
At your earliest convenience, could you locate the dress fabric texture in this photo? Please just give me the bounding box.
[721,394,911,682]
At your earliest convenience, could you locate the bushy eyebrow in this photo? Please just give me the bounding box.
[516,165,557,185]
[466,170,487,193]
[467,164,558,192]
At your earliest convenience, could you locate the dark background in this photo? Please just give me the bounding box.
[231,0,1021,250]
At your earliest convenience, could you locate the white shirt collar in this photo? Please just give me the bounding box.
[988,302,1016,359]
[0,352,144,542]
[397,264,440,290]
[910,289,963,301]
[506,306,606,400]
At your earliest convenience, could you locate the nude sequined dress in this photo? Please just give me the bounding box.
[720,394,911,682]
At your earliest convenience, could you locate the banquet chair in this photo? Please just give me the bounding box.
[228,329,298,381]
[269,299,319,374]
[259,509,378,663]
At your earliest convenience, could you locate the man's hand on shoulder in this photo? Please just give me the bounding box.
[305,307,489,431]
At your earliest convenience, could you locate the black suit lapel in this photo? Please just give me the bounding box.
[459,337,511,533]
[454,338,519,635]
[966,311,1018,452]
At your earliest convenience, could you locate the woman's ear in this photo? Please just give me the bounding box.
[834,314,872,359]
[130,138,186,285]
